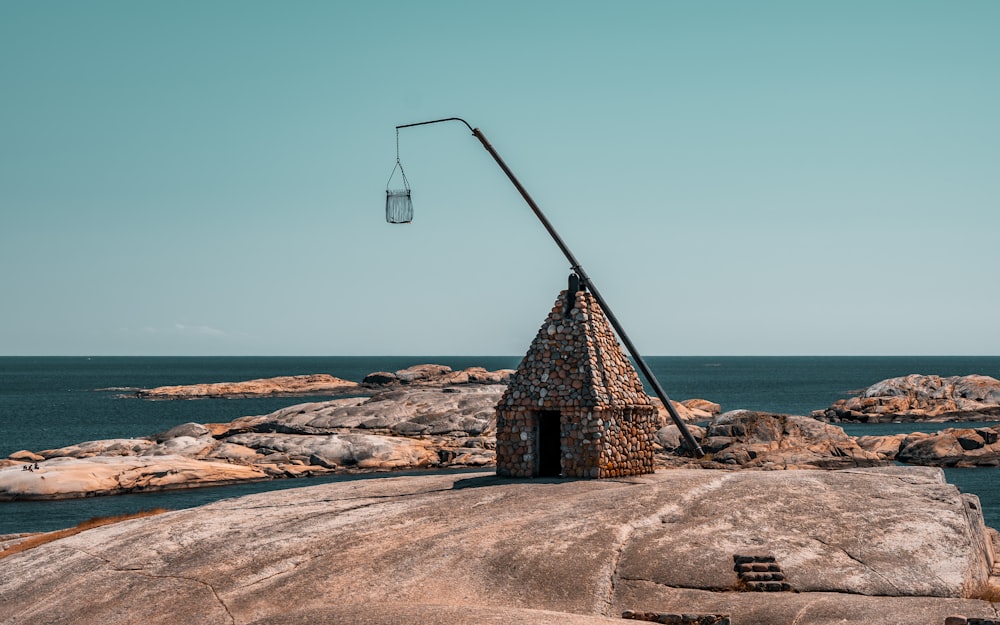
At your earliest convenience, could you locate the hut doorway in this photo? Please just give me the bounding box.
[536,410,562,477]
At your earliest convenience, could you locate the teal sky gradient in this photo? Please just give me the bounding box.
[1,1,997,356]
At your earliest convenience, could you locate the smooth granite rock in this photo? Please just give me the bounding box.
[37,438,157,459]
[651,397,714,423]
[216,385,504,436]
[1,468,997,625]
[0,454,267,500]
[682,398,723,416]
[154,422,211,442]
[135,373,361,399]
[223,432,437,470]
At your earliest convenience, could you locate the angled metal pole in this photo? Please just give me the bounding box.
[395,117,704,457]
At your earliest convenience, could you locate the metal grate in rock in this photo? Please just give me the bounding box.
[622,610,731,625]
[733,554,792,592]
[944,617,1000,625]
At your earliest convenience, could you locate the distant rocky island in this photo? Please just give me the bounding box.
[814,373,1000,423]
[131,363,518,399]
[3,366,1000,500]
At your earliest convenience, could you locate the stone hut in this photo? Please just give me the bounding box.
[495,284,658,478]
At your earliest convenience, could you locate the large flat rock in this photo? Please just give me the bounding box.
[1,468,997,624]
[136,374,361,399]
[0,455,269,500]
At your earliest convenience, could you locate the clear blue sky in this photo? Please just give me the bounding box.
[1,1,997,356]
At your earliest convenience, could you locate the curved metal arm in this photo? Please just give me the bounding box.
[395,118,704,458]
[397,117,474,134]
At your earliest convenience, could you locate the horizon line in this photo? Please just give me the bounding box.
[1,354,999,359]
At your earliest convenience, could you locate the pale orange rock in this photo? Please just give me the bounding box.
[136,373,360,399]
[681,398,722,415]
[0,455,268,500]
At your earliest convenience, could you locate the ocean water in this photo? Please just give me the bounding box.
[2,356,999,534]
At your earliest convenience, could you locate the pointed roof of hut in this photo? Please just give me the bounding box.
[498,288,651,411]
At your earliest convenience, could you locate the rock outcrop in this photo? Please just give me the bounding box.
[135,373,360,399]
[660,410,886,470]
[854,433,907,461]
[135,364,518,399]
[0,455,268,500]
[362,364,516,387]
[216,385,503,437]
[0,386,503,499]
[2,468,998,625]
[855,426,1000,467]
[651,397,717,423]
[815,374,1000,423]
[681,398,722,416]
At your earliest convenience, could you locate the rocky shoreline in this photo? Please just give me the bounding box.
[6,367,1000,624]
[3,367,1000,500]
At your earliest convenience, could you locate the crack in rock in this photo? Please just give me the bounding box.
[241,552,326,589]
[69,545,235,624]
[597,474,737,616]
[812,537,905,595]
[231,485,460,511]
[617,575,732,592]
[790,596,824,625]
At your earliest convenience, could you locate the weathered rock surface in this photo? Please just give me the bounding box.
[136,373,360,399]
[651,397,715,423]
[815,374,1000,423]
[890,427,1000,467]
[219,385,504,437]
[681,398,722,416]
[855,433,908,460]
[662,410,887,470]
[154,421,211,441]
[655,424,707,451]
[2,468,998,625]
[7,450,44,462]
[223,432,438,470]
[382,363,516,387]
[36,438,158,459]
[0,455,268,500]
[856,426,1000,468]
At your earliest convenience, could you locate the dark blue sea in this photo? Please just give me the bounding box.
[2,356,999,534]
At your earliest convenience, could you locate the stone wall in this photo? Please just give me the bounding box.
[593,406,657,478]
[495,409,539,478]
[496,406,656,478]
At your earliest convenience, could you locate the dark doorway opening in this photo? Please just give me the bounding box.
[536,410,562,477]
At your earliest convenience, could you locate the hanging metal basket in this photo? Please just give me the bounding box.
[385,129,413,224]
[385,186,413,224]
